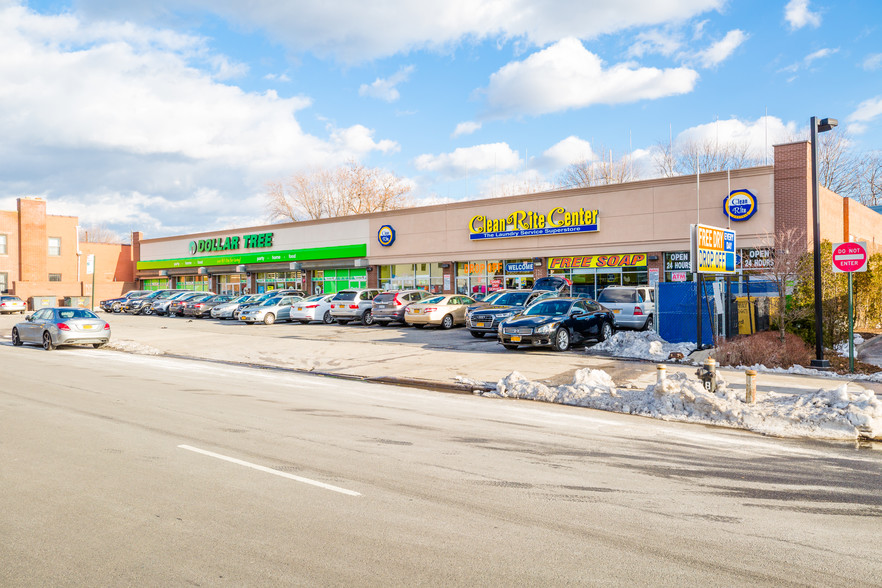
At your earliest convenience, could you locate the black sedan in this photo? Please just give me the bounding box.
[497,297,614,352]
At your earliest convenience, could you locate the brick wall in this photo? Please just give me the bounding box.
[773,142,813,251]
[17,197,48,282]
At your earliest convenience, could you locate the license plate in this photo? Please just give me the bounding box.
[510,335,522,342]
[296,307,303,311]
[413,309,421,314]
[612,309,621,314]
[476,322,486,328]
[82,325,92,329]
[240,316,247,321]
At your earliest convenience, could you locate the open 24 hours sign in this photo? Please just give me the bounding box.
[690,224,736,274]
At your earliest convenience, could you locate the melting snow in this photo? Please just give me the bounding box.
[591,330,695,361]
[484,368,882,441]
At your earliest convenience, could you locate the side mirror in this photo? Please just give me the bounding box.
[570,310,587,318]
[25,314,33,321]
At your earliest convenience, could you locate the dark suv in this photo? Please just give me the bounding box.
[466,290,558,338]
[371,289,431,325]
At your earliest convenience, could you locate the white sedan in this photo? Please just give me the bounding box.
[238,295,303,325]
[289,294,335,324]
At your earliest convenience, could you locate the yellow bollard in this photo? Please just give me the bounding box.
[745,370,757,404]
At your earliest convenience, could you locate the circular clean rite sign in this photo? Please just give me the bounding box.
[378,225,396,247]
[832,241,868,273]
[723,189,758,222]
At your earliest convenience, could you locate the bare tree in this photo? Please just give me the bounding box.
[854,151,882,207]
[267,161,413,222]
[757,227,812,343]
[557,146,636,188]
[815,130,863,200]
[489,177,555,198]
[651,137,763,177]
[78,224,123,244]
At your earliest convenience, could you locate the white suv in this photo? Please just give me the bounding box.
[328,289,382,325]
[596,286,655,330]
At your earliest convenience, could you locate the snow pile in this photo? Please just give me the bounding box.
[834,334,865,357]
[106,339,163,355]
[591,330,695,361]
[738,362,882,383]
[486,368,882,441]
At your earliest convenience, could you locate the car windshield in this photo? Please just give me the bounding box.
[333,292,357,301]
[261,297,282,306]
[422,296,445,304]
[524,299,573,316]
[304,295,325,302]
[56,309,99,320]
[494,292,530,306]
[597,289,637,303]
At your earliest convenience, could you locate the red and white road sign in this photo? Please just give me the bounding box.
[832,241,868,273]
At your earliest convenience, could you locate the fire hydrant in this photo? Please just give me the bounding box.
[695,357,717,392]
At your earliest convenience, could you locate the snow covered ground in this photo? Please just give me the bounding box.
[590,330,695,361]
[482,368,882,441]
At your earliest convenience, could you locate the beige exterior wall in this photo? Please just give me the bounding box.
[367,167,775,264]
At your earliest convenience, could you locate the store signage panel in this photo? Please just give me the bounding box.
[691,224,736,274]
[740,247,774,270]
[548,254,646,269]
[189,232,274,255]
[664,251,690,271]
[469,207,598,240]
[377,225,396,247]
[723,189,758,222]
[138,243,367,270]
[505,262,534,272]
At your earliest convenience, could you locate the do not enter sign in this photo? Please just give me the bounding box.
[832,241,868,273]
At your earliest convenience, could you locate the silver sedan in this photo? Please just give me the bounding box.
[11,307,111,350]
[238,295,303,324]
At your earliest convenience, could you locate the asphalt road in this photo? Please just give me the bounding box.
[1,344,880,586]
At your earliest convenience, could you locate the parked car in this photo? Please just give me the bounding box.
[329,289,382,325]
[123,289,180,314]
[531,275,572,295]
[233,291,301,319]
[497,297,614,352]
[167,292,211,317]
[239,294,303,324]
[290,294,336,324]
[150,291,199,316]
[0,295,27,314]
[182,294,233,318]
[11,307,111,350]
[596,286,655,330]
[370,289,431,326]
[404,294,477,329]
[209,295,253,319]
[99,290,150,313]
[466,290,558,338]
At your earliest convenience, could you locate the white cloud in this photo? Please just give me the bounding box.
[627,28,683,58]
[540,136,597,169]
[863,53,882,71]
[413,143,520,177]
[264,72,291,82]
[804,47,838,65]
[358,65,415,102]
[0,2,397,236]
[846,96,882,134]
[784,0,821,30]
[482,38,699,118]
[452,121,482,137]
[674,116,799,160]
[72,0,726,63]
[692,29,748,68]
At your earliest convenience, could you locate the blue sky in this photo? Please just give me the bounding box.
[0,0,880,238]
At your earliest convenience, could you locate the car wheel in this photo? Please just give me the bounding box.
[322,311,333,324]
[264,313,276,325]
[362,310,374,326]
[143,306,154,315]
[441,314,454,329]
[503,344,519,350]
[599,321,614,342]
[11,328,22,346]
[470,331,485,338]
[552,328,571,352]
[642,315,653,331]
[111,302,121,313]
[42,331,54,351]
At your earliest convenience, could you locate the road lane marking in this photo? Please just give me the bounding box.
[177,444,361,497]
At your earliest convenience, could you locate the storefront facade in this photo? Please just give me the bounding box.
[134,142,882,297]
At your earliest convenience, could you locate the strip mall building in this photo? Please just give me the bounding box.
[134,142,882,298]
[3,142,880,306]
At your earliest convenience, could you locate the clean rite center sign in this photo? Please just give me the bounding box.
[469,207,599,240]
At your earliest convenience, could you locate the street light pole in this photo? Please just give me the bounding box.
[809,115,838,369]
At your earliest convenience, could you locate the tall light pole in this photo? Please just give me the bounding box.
[809,116,838,369]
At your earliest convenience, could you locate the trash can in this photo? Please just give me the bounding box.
[29,296,56,310]
[64,296,91,308]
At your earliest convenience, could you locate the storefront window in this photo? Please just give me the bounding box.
[175,276,210,291]
[550,255,648,298]
[256,271,303,293]
[315,268,367,295]
[142,278,166,291]
[217,273,247,295]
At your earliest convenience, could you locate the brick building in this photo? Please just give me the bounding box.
[0,197,136,308]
